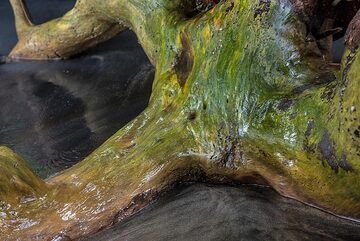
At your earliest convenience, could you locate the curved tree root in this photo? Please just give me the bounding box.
[8,0,127,59]
[346,9,360,51]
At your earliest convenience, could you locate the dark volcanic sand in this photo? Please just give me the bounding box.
[84,184,360,241]
[0,0,154,178]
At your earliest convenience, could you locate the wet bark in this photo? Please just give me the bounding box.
[346,9,360,51]
[1,0,360,240]
[9,0,126,59]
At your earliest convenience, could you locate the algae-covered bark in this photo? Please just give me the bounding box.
[1,0,360,240]
[9,0,126,59]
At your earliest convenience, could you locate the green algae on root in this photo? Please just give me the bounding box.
[1,0,360,240]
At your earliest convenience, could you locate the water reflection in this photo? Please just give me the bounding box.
[0,31,154,178]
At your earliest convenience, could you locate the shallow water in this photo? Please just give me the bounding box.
[85,184,360,241]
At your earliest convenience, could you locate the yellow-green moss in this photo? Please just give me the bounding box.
[1,0,359,239]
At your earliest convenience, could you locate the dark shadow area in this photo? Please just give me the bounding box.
[0,0,19,56]
[296,0,358,63]
[332,37,346,63]
[178,0,220,19]
[0,0,155,178]
[85,184,360,241]
[25,0,76,25]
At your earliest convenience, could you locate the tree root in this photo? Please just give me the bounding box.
[1,0,360,240]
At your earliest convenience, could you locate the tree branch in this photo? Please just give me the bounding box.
[8,0,167,61]
[9,0,33,35]
[345,9,360,51]
[9,1,127,59]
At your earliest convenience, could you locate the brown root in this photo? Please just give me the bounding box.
[290,0,360,61]
[9,0,33,35]
[345,9,360,51]
[8,0,127,60]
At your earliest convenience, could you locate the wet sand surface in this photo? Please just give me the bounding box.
[0,48,154,178]
[0,0,154,178]
[1,1,359,241]
[85,184,360,241]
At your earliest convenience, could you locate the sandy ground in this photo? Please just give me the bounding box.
[0,0,154,177]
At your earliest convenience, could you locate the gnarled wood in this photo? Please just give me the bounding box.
[9,0,127,59]
[1,0,360,240]
[9,0,33,35]
[346,9,360,51]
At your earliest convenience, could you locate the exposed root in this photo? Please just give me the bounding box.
[345,9,360,51]
[9,0,33,35]
[290,0,360,62]
[8,0,127,59]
